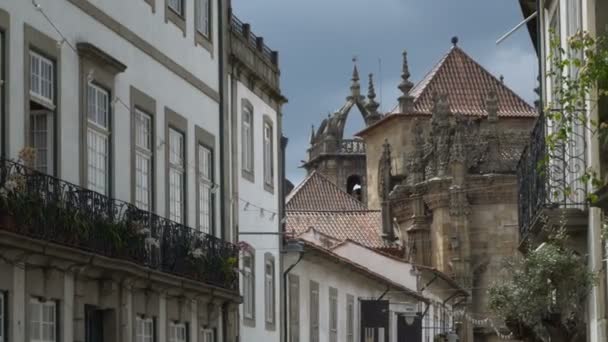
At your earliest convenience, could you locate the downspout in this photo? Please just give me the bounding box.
[283,253,303,342]
[218,0,227,241]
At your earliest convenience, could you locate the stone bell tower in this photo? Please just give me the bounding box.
[302,60,383,204]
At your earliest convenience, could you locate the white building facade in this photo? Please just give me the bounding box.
[284,239,430,342]
[0,0,286,341]
[225,9,287,342]
[518,0,607,341]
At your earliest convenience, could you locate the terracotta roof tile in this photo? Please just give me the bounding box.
[286,210,395,250]
[286,171,367,211]
[398,46,537,118]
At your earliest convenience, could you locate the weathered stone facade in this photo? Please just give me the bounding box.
[357,44,537,342]
[302,64,383,204]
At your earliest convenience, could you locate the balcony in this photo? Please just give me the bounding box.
[517,113,589,246]
[0,159,238,291]
[307,139,367,162]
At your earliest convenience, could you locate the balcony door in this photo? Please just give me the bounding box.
[85,305,104,342]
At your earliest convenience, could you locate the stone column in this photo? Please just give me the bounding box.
[11,263,25,342]
[63,272,74,342]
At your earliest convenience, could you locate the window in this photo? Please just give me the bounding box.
[309,281,319,342]
[169,128,185,223]
[30,110,53,173]
[346,295,354,342]
[29,51,54,106]
[136,316,154,342]
[168,0,184,16]
[201,328,214,342]
[567,0,582,79]
[169,322,187,342]
[264,254,275,326]
[288,275,299,342]
[263,120,274,188]
[243,252,255,321]
[29,50,55,175]
[198,144,213,234]
[0,292,4,342]
[195,0,210,38]
[329,287,338,342]
[241,106,253,175]
[29,298,56,342]
[87,83,110,195]
[135,109,153,210]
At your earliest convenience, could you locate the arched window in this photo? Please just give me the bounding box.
[346,175,362,202]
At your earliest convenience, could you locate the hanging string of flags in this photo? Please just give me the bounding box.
[452,310,515,340]
[30,0,283,222]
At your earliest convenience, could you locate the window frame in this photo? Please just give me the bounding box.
[29,50,55,108]
[200,327,214,342]
[135,315,155,342]
[242,250,255,325]
[262,116,274,193]
[194,0,213,53]
[135,108,153,211]
[346,294,354,342]
[197,143,213,234]
[168,321,187,342]
[86,82,111,195]
[264,253,275,329]
[165,108,188,225]
[25,26,61,177]
[329,287,338,342]
[165,0,187,36]
[30,109,54,174]
[168,127,185,223]
[288,274,300,342]
[309,281,319,342]
[29,297,58,342]
[241,100,254,182]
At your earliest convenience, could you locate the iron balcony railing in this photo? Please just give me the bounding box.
[517,112,588,241]
[0,159,238,291]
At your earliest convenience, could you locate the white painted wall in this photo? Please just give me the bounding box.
[331,241,458,341]
[0,0,222,233]
[284,251,420,342]
[235,81,281,341]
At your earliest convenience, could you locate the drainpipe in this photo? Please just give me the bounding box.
[218,0,227,240]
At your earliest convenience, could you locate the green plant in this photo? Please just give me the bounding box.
[544,31,608,202]
[488,229,595,342]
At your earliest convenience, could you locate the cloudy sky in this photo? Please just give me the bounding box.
[232,0,538,184]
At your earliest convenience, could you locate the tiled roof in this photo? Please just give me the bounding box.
[286,210,396,251]
[286,171,367,211]
[401,46,537,118]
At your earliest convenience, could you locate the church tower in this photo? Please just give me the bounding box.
[301,60,383,204]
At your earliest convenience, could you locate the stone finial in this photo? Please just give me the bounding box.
[398,50,415,113]
[451,36,459,46]
[485,90,498,123]
[366,73,380,114]
[451,122,466,164]
[350,58,361,98]
[309,125,316,144]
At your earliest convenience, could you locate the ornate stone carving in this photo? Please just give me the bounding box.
[449,186,471,217]
[378,139,393,201]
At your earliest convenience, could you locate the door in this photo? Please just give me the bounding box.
[85,305,104,342]
[360,300,389,342]
[397,314,422,342]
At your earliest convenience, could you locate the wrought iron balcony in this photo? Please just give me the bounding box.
[0,159,238,291]
[517,113,589,243]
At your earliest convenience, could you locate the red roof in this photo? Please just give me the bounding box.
[286,210,393,250]
[286,171,401,253]
[286,171,367,211]
[406,45,536,117]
